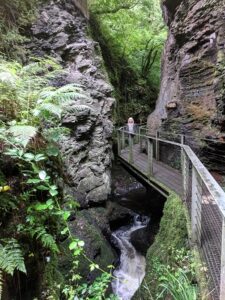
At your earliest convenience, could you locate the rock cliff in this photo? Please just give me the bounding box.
[28,0,115,206]
[148,0,225,140]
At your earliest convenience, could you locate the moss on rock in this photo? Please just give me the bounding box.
[41,255,64,299]
[134,193,188,299]
[59,208,116,283]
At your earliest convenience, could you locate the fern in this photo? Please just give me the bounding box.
[0,270,2,300]
[0,239,26,276]
[64,104,92,114]
[8,125,38,147]
[0,71,17,85]
[0,193,18,213]
[39,83,89,104]
[30,226,59,253]
[34,103,63,118]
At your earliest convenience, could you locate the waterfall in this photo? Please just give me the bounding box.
[111,215,150,300]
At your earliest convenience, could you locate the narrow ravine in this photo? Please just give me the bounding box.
[111,215,150,300]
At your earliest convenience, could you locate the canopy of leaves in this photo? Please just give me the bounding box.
[90,0,167,123]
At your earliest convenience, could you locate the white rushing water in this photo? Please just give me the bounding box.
[111,215,149,300]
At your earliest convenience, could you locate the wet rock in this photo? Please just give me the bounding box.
[77,174,103,194]
[148,0,225,142]
[28,0,115,205]
[106,202,134,227]
[59,208,116,281]
[130,226,153,255]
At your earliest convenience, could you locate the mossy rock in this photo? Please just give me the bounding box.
[41,255,64,299]
[134,193,188,299]
[59,208,116,283]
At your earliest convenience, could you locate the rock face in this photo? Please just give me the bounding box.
[148,0,225,139]
[59,208,116,282]
[29,0,115,206]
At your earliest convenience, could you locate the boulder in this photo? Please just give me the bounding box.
[59,208,116,281]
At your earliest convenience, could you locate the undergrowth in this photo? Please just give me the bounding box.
[0,57,117,299]
[134,194,200,300]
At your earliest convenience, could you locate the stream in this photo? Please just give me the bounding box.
[111,215,150,300]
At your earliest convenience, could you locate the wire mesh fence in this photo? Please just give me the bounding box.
[117,126,225,300]
[182,147,225,300]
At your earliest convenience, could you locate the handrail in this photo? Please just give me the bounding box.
[184,145,225,217]
[138,124,225,144]
[118,128,183,148]
[118,128,225,213]
[117,127,225,300]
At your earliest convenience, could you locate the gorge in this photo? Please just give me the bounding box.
[0,0,225,299]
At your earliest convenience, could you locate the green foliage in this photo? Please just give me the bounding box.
[0,54,115,299]
[74,272,117,300]
[135,248,199,300]
[8,125,38,147]
[0,239,26,276]
[1,137,115,299]
[38,84,88,103]
[157,267,197,300]
[90,0,138,15]
[0,58,90,127]
[29,226,59,253]
[90,0,167,123]
[0,57,61,120]
[0,193,18,214]
[0,0,44,58]
[0,270,3,299]
[134,194,193,299]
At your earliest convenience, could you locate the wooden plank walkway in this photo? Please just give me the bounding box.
[119,141,223,299]
[120,144,183,196]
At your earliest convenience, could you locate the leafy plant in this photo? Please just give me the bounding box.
[157,268,198,300]
[0,57,61,120]
[0,0,44,58]
[140,247,199,300]
[0,51,115,299]
[0,239,26,276]
[73,272,117,300]
[0,270,3,299]
[29,226,59,253]
[8,125,38,147]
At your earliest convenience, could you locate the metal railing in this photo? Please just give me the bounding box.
[138,124,225,176]
[117,126,225,300]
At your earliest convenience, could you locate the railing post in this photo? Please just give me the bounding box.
[129,134,134,164]
[181,136,188,201]
[117,130,121,156]
[181,134,185,145]
[191,167,202,245]
[156,130,160,161]
[138,126,141,144]
[181,135,185,163]
[220,217,225,300]
[147,138,153,178]
[140,127,143,152]
[122,130,125,149]
[182,151,188,202]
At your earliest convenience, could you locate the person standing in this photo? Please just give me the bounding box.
[127,117,135,134]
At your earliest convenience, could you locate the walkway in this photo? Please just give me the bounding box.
[120,143,183,196]
[117,127,225,300]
